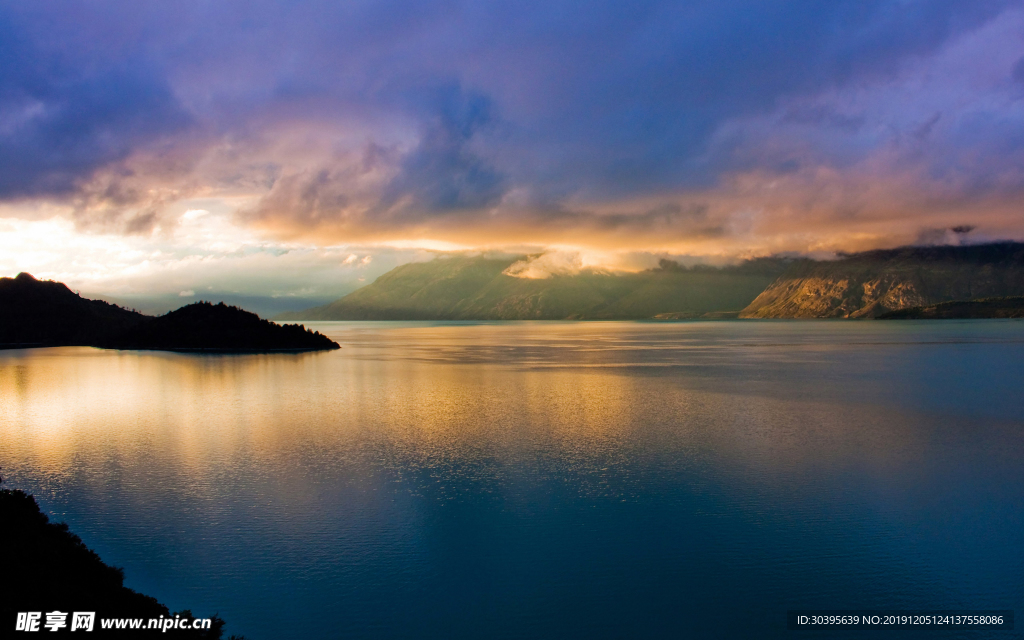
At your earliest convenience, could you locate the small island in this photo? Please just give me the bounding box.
[0,273,339,352]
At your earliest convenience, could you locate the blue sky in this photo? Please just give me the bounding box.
[2,1,1024,310]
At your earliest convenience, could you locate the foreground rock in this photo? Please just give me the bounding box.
[1,483,231,638]
[0,273,339,352]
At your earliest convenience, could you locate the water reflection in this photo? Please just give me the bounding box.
[1,321,1022,639]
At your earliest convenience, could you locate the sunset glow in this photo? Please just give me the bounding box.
[2,2,1024,308]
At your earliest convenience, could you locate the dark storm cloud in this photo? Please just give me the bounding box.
[0,5,192,200]
[1,0,1022,246]
[379,86,506,214]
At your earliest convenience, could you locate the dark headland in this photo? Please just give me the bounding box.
[0,273,339,352]
[1,475,235,638]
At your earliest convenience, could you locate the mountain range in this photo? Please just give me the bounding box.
[276,255,791,320]
[278,243,1024,320]
[8,242,1024,336]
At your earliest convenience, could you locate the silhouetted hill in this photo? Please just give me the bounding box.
[276,255,791,320]
[108,302,339,352]
[1,484,228,638]
[740,243,1024,318]
[0,273,146,347]
[878,296,1024,319]
[1,273,338,352]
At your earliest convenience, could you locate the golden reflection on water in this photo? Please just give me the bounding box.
[4,322,1015,507]
[4,322,1024,640]
[0,342,626,464]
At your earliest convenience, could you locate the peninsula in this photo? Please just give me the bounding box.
[0,273,339,352]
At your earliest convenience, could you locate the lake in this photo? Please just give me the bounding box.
[2,320,1022,638]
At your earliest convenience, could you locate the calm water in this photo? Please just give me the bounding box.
[2,321,1023,639]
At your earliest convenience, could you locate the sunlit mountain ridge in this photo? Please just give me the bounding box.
[279,244,1024,320]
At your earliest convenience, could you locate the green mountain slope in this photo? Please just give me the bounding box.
[277,255,791,320]
[740,243,1024,318]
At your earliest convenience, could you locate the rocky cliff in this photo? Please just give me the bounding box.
[740,243,1024,318]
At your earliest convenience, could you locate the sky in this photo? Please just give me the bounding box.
[2,1,1024,313]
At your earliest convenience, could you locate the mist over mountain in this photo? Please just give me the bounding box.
[276,255,792,320]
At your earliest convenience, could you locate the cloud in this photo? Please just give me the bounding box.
[0,211,432,310]
[503,249,670,279]
[379,86,506,213]
[1,0,1023,260]
[504,252,585,279]
[0,6,192,203]
[1013,56,1024,85]
[913,225,991,247]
